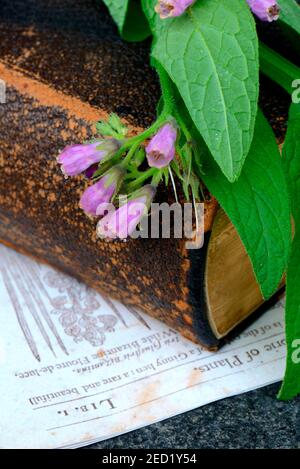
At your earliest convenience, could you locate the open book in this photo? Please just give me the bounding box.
[0,244,286,449]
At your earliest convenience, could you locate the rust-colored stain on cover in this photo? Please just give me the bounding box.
[0,62,105,124]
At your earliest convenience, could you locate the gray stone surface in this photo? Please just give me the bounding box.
[89,384,300,449]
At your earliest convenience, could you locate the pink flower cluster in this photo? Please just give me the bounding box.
[57,123,177,240]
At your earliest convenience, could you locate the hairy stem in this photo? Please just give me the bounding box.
[126,168,156,192]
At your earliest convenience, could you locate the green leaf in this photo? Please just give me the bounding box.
[279,234,300,400]
[279,103,300,400]
[154,63,291,299]
[259,42,300,95]
[199,110,291,299]
[281,104,300,221]
[102,0,150,42]
[278,0,300,36]
[102,0,128,32]
[142,0,157,31]
[143,0,259,182]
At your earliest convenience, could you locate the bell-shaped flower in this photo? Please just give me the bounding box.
[146,123,177,169]
[97,185,156,240]
[80,166,124,217]
[58,139,120,177]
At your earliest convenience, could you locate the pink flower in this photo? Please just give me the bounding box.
[79,166,124,217]
[246,0,280,22]
[146,123,177,169]
[97,185,156,240]
[155,0,195,19]
[57,139,120,177]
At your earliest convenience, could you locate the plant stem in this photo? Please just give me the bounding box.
[120,141,140,168]
[156,62,176,113]
[112,112,169,164]
[156,63,193,142]
[126,168,156,192]
[173,108,192,141]
[151,169,164,187]
[259,42,300,95]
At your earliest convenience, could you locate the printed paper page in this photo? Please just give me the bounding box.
[0,244,286,449]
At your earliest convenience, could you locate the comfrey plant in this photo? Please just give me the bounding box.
[57,0,300,399]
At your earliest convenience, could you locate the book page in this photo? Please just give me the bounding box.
[0,244,286,449]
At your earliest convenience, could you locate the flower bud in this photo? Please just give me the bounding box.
[57,139,120,177]
[97,185,156,239]
[146,123,177,169]
[80,166,124,217]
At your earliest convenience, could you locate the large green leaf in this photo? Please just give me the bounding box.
[199,110,291,299]
[279,103,300,400]
[102,0,128,32]
[102,0,150,42]
[143,0,259,182]
[279,235,300,399]
[155,64,291,299]
[278,0,300,36]
[281,104,300,220]
[142,0,157,31]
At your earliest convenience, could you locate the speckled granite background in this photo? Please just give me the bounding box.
[1,0,299,449]
[90,384,300,449]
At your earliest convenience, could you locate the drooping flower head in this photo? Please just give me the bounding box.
[155,0,195,19]
[246,0,280,22]
[146,122,177,169]
[97,185,156,240]
[57,139,120,177]
[80,166,124,217]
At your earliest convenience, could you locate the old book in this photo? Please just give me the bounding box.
[0,0,287,349]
